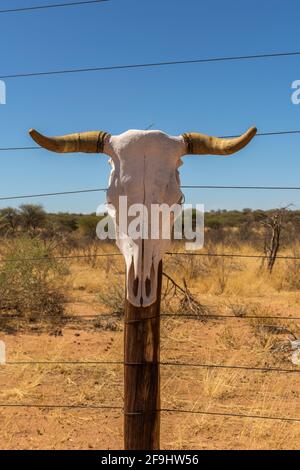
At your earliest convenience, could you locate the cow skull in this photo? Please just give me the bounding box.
[29,126,256,307]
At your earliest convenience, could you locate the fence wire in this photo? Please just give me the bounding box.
[2,360,300,375]
[0,403,299,424]
[1,251,300,263]
[1,308,300,322]
[0,1,109,15]
[2,183,300,202]
[2,53,300,80]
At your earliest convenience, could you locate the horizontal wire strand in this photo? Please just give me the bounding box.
[1,310,300,321]
[2,360,300,375]
[160,408,300,423]
[0,312,299,321]
[1,251,300,263]
[0,0,109,15]
[0,402,298,423]
[1,52,300,80]
[3,183,300,202]
[0,403,121,410]
[0,188,107,201]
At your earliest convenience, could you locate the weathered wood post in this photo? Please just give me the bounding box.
[124,261,162,450]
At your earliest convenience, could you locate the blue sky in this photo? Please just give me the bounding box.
[0,0,300,213]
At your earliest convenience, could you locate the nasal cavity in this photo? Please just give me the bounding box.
[133,277,139,297]
[145,278,151,297]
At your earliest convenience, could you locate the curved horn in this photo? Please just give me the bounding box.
[29,129,109,153]
[182,127,257,155]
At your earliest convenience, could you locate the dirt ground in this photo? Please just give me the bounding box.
[1,293,300,449]
[1,252,300,450]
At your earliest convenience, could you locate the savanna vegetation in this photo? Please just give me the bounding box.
[1,204,300,449]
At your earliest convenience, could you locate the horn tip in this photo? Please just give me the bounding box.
[29,128,39,139]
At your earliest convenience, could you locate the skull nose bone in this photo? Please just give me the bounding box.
[126,248,154,307]
[145,278,151,297]
[131,276,152,306]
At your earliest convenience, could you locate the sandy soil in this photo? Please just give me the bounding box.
[1,287,300,450]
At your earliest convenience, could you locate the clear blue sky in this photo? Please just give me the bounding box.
[0,0,300,213]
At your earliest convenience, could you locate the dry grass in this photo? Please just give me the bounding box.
[1,240,300,449]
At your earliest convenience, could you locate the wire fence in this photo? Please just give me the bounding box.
[1,23,300,439]
[0,183,299,428]
[2,243,299,426]
[2,352,300,423]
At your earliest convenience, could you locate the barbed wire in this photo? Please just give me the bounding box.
[0,402,298,423]
[2,183,300,202]
[161,362,300,374]
[0,403,121,410]
[0,188,106,201]
[160,408,300,423]
[0,1,109,15]
[0,311,300,321]
[3,360,300,375]
[167,252,300,260]
[166,312,300,321]
[1,251,300,264]
[2,52,300,80]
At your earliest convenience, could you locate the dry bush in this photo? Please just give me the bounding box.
[165,254,209,280]
[96,268,212,320]
[161,273,212,318]
[238,303,297,351]
[92,317,122,331]
[0,237,68,321]
[280,257,300,291]
[97,278,125,314]
[216,326,240,350]
[226,301,248,317]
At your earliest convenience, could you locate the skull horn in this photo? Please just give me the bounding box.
[29,129,109,153]
[182,126,257,155]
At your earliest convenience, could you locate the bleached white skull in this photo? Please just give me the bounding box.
[29,126,256,307]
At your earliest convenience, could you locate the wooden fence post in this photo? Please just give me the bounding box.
[124,261,162,450]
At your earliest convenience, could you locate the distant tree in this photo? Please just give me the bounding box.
[78,214,99,240]
[0,207,20,235]
[47,213,78,233]
[19,204,46,234]
[261,207,289,273]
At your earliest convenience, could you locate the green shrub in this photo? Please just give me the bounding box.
[0,237,68,320]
